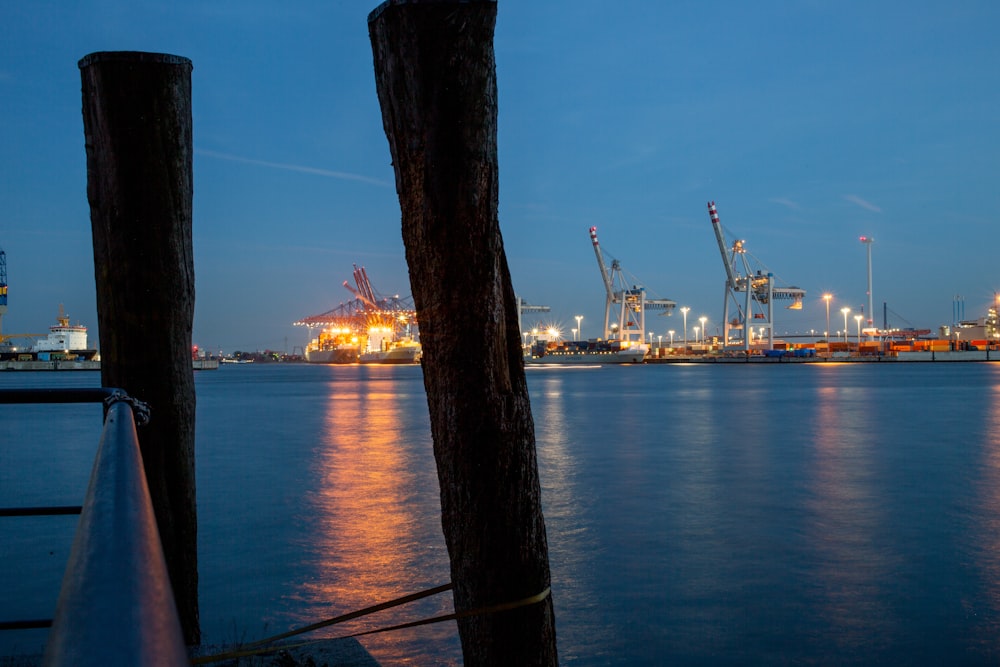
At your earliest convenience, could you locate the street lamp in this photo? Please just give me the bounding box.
[668,330,675,346]
[841,307,851,342]
[854,314,863,348]
[823,294,832,336]
[680,307,690,349]
[693,326,700,344]
[648,331,653,344]
[575,315,583,341]
[571,328,577,341]
[699,316,708,344]
[657,334,662,347]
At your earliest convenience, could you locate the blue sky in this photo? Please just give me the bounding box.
[1,1,998,352]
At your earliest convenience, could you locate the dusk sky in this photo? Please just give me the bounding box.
[2,2,998,353]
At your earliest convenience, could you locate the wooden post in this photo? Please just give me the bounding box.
[369,3,558,665]
[79,51,199,645]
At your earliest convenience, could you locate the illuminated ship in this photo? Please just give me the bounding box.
[296,265,419,365]
[524,338,647,364]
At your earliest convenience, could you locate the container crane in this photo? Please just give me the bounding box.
[515,296,550,341]
[293,264,417,348]
[707,201,805,350]
[0,250,48,348]
[589,226,675,345]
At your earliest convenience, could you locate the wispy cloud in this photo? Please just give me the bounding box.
[843,194,882,213]
[196,149,390,187]
[769,197,800,210]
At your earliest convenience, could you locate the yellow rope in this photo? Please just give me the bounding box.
[190,583,551,665]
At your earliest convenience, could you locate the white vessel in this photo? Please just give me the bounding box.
[32,306,97,360]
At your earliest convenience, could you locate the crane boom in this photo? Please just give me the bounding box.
[708,202,739,289]
[353,265,378,304]
[589,227,616,304]
[342,281,379,310]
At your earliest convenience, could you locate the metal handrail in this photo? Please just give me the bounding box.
[0,388,187,665]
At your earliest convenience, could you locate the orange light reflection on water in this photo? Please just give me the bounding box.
[287,377,459,665]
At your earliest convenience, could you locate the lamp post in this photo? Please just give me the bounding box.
[823,294,832,357]
[668,330,674,346]
[575,315,583,341]
[571,328,577,341]
[680,307,689,349]
[699,316,707,344]
[657,334,662,347]
[841,307,851,343]
[648,331,653,345]
[854,314,863,349]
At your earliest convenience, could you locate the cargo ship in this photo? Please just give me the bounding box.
[524,339,647,364]
[358,327,421,364]
[0,306,99,361]
[304,328,362,364]
[305,326,422,364]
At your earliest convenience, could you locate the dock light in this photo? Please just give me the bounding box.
[822,294,832,353]
[841,307,851,342]
[575,315,583,341]
[693,326,700,343]
[680,307,690,348]
[699,316,707,343]
[668,330,675,346]
[854,315,863,347]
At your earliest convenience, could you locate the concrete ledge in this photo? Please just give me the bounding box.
[188,638,381,666]
[1,361,101,371]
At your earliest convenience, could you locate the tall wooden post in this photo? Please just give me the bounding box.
[369,2,558,665]
[79,51,199,645]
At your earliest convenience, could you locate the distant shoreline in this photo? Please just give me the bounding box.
[1,360,219,371]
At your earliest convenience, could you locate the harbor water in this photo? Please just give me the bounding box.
[3,362,1000,665]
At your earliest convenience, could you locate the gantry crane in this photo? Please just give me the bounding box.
[293,264,417,344]
[589,226,675,345]
[0,249,48,346]
[707,201,805,350]
[515,296,550,341]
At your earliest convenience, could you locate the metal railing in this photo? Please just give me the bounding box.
[0,388,187,666]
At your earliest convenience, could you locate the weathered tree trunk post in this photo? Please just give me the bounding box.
[79,51,199,645]
[369,2,558,664]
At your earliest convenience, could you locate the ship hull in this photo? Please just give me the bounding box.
[525,340,647,364]
[359,344,422,364]
[524,349,646,364]
[305,346,360,364]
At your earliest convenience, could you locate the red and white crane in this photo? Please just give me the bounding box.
[707,201,805,350]
[589,226,675,345]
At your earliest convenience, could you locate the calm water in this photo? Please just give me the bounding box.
[3,362,1000,665]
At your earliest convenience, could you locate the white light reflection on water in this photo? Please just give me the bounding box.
[806,377,895,659]
[967,375,1000,657]
[531,368,614,664]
